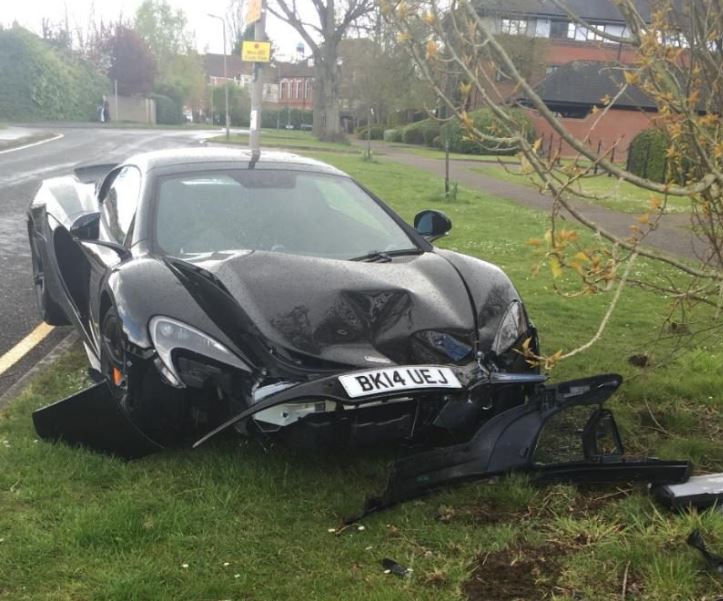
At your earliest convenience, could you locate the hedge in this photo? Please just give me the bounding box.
[440,108,535,155]
[0,26,109,121]
[151,93,184,125]
[401,119,440,146]
[383,128,402,142]
[354,125,385,140]
[627,128,669,183]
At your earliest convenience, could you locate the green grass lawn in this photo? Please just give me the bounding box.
[212,128,357,153]
[469,163,691,214]
[1,152,721,600]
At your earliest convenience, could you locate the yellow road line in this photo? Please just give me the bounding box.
[0,323,55,377]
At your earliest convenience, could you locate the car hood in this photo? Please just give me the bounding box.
[172,250,518,369]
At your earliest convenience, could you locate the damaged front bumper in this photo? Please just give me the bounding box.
[32,370,692,513]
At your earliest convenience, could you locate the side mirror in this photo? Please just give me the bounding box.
[70,212,100,241]
[414,209,452,242]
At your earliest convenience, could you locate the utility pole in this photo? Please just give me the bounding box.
[207,13,230,140]
[249,1,267,160]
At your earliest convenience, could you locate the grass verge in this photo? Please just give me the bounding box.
[211,129,358,153]
[1,151,721,600]
[469,163,690,214]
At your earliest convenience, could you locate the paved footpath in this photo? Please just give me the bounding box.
[357,140,706,261]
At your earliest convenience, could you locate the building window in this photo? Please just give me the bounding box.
[296,80,302,99]
[534,18,551,38]
[281,82,287,99]
[604,24,625,42]
[550,20,569,39]
[567,22,589,41]
[501,18,527,36]
[305,80,311,99]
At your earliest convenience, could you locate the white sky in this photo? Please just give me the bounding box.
[0,0,314,60]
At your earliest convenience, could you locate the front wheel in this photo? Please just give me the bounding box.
[100,307,188,445]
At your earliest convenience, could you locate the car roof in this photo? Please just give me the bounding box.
[123,146,347,177]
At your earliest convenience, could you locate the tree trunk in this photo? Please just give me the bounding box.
[313,54,342,140]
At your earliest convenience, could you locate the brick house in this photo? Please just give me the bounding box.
[472,0,656,159]
[277,60,314,111]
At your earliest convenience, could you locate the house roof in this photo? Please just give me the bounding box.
[523,61,656,110]
[276,60,315,78]
[203,53,251,78]
[474,0,652,23]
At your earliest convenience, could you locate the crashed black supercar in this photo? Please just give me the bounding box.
[28,147,691,511]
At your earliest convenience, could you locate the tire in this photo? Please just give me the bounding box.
[100,307,188,445]
[30,236,69,325]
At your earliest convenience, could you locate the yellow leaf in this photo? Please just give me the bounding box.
[425,40,438,60]
[423,11,436,25]
[574,251,590,262]
[458,81,472,97]
[549,257,563,279]
[532,138,542,153]
[528,238,542,247]
[648,196,661,210]
[637,213,650,225]
[544,229,553,245]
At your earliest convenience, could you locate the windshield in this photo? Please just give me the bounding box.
[154,169,418,260]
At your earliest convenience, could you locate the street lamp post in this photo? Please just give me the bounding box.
[208,13,230,140]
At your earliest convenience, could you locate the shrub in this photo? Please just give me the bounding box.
[402,119,440,146]
[355,124,385,139]
[383,128,402,142]
[151,93,183,125]
[0,26,109,121]
[441,108,535,155]
[627,128,669,183]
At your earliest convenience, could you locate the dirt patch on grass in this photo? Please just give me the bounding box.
[463,543,567,601]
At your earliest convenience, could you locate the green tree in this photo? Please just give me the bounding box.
[269,0,376,140]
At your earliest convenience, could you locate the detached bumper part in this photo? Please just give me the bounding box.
[32,382,163,460]
[353,374,692,520]
[654,473,723,511]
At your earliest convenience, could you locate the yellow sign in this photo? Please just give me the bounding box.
[242,40,271,63]
[245,0,262,24]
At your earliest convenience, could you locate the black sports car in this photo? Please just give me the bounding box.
[28,147,690,512]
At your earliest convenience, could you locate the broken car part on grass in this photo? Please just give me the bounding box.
[27,149,703,515]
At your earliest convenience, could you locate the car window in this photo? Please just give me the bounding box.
[101,166,141,243]
[154,170,416,260]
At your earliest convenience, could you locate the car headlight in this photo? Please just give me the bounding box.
[491,300,529,355]
[149,316,251,387]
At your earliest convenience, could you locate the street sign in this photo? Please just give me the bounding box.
[242,40,271,63]
[246,0,262,24]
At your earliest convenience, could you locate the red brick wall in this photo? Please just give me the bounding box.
[527,107,655,162]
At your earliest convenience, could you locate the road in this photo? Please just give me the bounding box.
[0,125,221,396]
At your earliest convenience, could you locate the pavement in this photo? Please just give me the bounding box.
[357,139,706,262]
[0,126,38,141]
[0,124,223,396]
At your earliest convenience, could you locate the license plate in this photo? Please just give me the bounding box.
[339,365,462,398]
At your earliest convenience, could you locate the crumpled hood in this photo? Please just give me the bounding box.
[181,250,518,368]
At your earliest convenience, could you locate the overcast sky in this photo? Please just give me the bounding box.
[1,0,313,60]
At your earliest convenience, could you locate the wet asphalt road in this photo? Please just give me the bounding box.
[0,125,220,393]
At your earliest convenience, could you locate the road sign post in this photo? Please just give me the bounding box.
[244,0,267,161]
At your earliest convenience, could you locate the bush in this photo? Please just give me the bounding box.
[402,119,440,146]
[355,124,385,140]
[383,128,402,142]
[0,26,109,121]
[627,128,669,183]
[440,108,535,155]
[151,93,183,125]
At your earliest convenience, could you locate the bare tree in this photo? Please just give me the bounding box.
[268,0,376,139]
[387,0,723,364]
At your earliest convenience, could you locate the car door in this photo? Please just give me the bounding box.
[82,165,143,352]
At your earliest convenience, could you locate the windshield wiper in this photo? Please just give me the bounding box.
[350,248,423,263]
